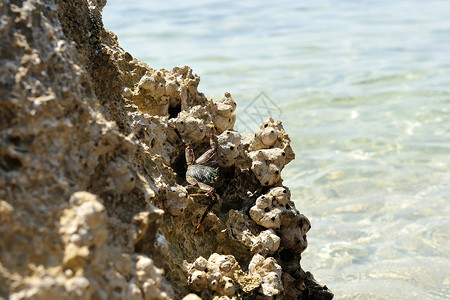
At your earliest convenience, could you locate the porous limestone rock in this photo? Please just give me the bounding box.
[0,0,333,299]
[128,112,174,166]
[253,229,281,255]
[59,191,108,270]
[250,187,311,254]
[182,294,202,300]
[170,110,208,145]
[87,0,106,11]
[210,92,237,134]
[105,156,136,194]
[246,118,296,186]
[132,66,207,116]
[185,254,239,298]
[279,205,311,254]
[227,209,280,256]
[248,254,283,297]
[249,187,291,229]
[133,254,171,300]
[155,233,170,258]
[248,148,287,186]
[216,130,241,167]
[165,184,189,216]
[248,118,295,157]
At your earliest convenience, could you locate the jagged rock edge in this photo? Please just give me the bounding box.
[0,0,334,299]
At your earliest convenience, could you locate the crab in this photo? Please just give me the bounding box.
[169,123,219,231]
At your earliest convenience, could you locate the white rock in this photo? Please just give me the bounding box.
[216,130,241,167]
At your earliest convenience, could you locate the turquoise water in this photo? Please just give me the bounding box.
[103,1,450,298]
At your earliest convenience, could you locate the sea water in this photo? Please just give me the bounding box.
[103,1,450,298]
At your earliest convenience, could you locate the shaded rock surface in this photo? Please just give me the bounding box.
[0,0,333,299]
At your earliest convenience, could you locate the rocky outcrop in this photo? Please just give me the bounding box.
[0,0,333,299]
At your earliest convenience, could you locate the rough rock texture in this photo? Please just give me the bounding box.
[0,0,333,299]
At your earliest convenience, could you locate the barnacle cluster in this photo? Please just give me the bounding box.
[185,254,239,298]
[227,210,281,256]
[216,130,241,168]
[247,118,295,186]
[248,254,284,297]
[209,92,237,134]
[250,187,311,254]
[185,252,287,299]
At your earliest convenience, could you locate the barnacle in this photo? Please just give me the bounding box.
[186,253,239,297]
[210,92,237,134]
[249,187,311,254]
[216,130,241,167]
[227,209,281,256]
[248,254,283,297]
[248,148,286,186]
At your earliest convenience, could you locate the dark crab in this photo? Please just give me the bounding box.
[169,123,219,231]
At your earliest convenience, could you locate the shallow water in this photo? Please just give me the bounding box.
[103,1,450,298]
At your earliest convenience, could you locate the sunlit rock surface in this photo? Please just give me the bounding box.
[0,0,333,299]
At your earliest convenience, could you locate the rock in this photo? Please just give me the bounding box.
[227,209,280,256]
[246,118,296,186]
[182,294,202,300]
[216,130,241,167]
[132,66,207,116]
[249,118,295,158]
[253,229,281,255]
[210,92,237,134]
[249,187,290,229]
[248,254,284,297]
[248,148,286,186]
[171,110,207,145]
[0,0,333,299]
[249,187,311,254]
[165,184,189,216]
[185,253,240,297]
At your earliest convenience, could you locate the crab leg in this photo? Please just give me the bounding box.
[168,124,185,145]
[189,190,218,231]
[169,124,195,165]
